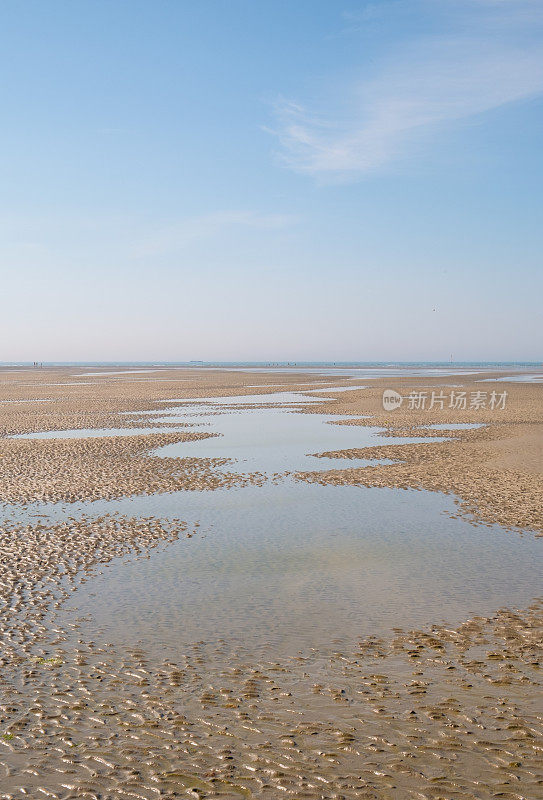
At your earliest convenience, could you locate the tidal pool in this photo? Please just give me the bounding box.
[12,391,447,475]
[46,389,542,660]
[145,391,449,472]
[60,482,542,658]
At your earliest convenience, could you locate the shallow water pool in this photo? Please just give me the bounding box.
[60,482,542,658]
[44,389,542,660]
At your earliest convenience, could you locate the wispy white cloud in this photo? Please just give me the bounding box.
[270,0,543,179]
[0,209,299,265]
[133,210,298,257]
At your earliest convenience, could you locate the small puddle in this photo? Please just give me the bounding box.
[421,423,484,431]
[479,374,543,383]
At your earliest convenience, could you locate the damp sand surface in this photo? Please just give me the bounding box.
[0,367,542,800]
[421,422,484,430]
[13,426,192,440]
[479,373,543,383]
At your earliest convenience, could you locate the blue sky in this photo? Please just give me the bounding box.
[1,0,542,361]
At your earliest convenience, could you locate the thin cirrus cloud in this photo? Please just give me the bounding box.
[132,211,299,258]
[270,3,543,179]
[0,210,298,267]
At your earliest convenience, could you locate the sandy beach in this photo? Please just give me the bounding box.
[1,367,541,530]
[5,1,542,795]
[0,366,541,799]
[297,374,543,533]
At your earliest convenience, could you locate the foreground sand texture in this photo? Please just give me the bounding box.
[0,366,541,799]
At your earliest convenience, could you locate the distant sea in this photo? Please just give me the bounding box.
[0,361,540,369]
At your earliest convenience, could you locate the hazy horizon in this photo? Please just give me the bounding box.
[1,360,540,368]
[2,0,542,361]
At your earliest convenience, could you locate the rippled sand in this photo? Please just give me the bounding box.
[0,366,541,798]
[1,513,541,799]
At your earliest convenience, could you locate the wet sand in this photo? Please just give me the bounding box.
[0,511,541,799]
[296,375,543,533]
[0,366,541,798]
[0,432,267,504]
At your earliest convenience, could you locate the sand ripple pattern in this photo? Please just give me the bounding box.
[0,368,542,798]
[0,433,265,503]
[1,515,542,799]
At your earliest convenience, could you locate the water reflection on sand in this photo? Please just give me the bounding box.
[30,388,540,660]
